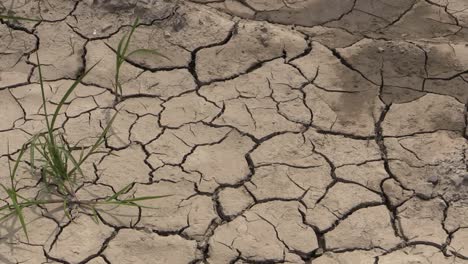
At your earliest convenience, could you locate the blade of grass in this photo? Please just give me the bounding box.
[114,30,129,97]
[90,206,100,224]
[6,188,28,241]
[8,143,27,186]
[121,18,139,65]
[105,183,133,202]
[0,210,15,222]
[68,111,117,176]
[114,17,139,99]
[60,136,83,181]
[63,200,72,221]
[99,201,156,209]
[36,53,52,141]
[3,143,29,240]
[121,195,171,203]
[49,60,101,130]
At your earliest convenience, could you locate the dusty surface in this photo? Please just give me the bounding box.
[0,0,468,263]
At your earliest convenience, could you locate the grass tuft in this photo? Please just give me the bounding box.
[0,20,171,239]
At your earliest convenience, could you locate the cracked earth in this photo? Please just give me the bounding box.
[0,0,468,263]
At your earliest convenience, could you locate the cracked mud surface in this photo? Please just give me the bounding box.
[0,0,468,263]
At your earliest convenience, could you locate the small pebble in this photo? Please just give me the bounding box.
[427,175,439,184]
[377,47,385,53]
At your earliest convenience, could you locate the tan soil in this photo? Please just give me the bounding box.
[0,0,467,263]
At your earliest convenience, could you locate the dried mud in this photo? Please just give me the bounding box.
[0,0,467,263]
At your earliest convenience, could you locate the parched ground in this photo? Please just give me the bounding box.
[0,0,468,263]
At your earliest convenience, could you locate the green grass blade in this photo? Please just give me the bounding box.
[0,183,10,193]
[4,143,29,240]
[60,137,83,181]
[36,53,52,140]
[114,32,127,97]
[115,18,139,98]
[69,111,117,176]
[46,144,68,182]
[11,145,27,182]
[121,18,139,62]
[0,202,11,211]
[90,206,100,224]
[7,189,28,241]
[50,60,101,130]
[121,195,171,203]
[29,136,37,174]
[14,193,33,203]
[0,211,15,222]
[105,183,133,202]
[63,200,72,221]
[116,32,127,64]
[100,201,154,208]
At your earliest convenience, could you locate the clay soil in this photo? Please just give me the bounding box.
[0,0,468,263]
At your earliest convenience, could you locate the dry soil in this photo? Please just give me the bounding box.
[0,0,468,263]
